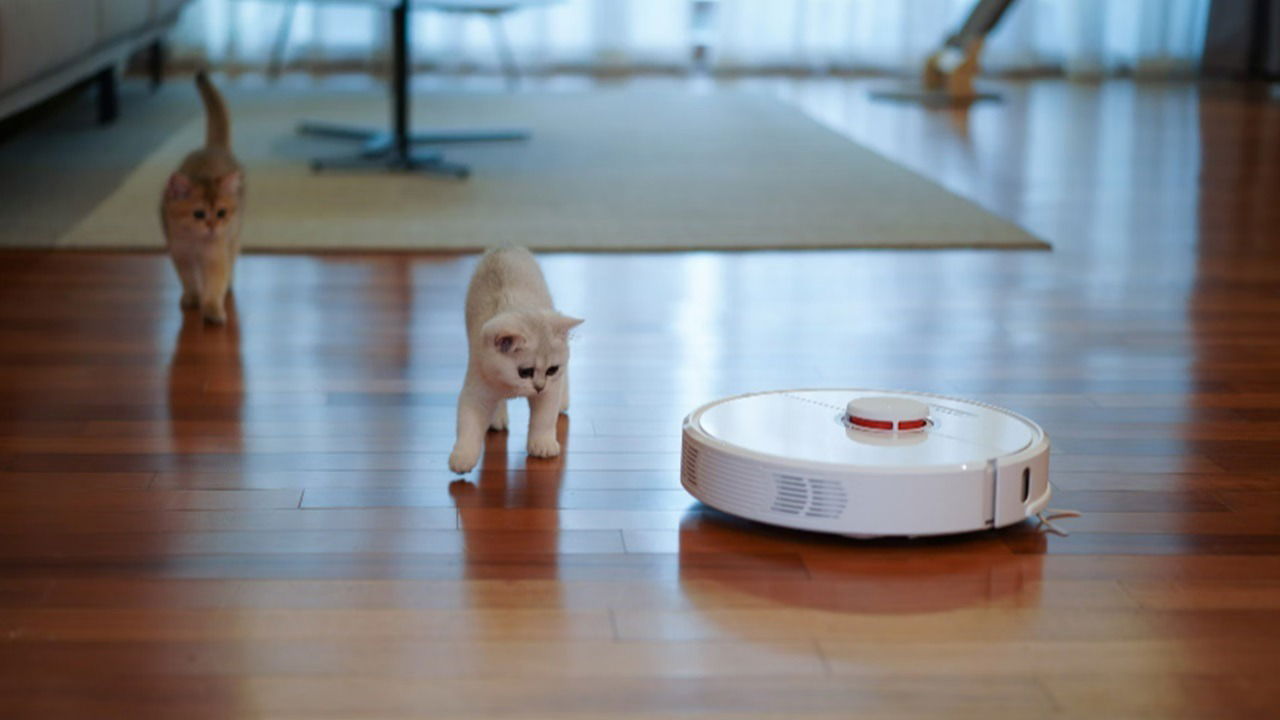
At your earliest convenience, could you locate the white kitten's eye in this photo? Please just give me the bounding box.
[216,208,228,219]
[193,210,206,220]
[546,366,559,377]
[518,367,534,379]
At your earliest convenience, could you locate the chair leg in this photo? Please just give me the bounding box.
[487,12,520,90]
[96,66,119,124]
[147,40,166,91]
[268,0,300,80]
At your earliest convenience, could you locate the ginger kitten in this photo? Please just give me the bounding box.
[449,247,583,474]
[161,72,244,325]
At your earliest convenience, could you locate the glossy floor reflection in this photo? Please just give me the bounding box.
[0,77,1278,717]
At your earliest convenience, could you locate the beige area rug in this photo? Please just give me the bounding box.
[53,90,1047,251]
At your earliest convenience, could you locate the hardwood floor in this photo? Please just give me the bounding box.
[1,76,1279,718]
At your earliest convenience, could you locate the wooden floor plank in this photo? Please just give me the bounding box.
[820,639,1278,677]
[1121,579,1280,610]
[0,639,828,679]
[4,608,618,641]
[611,607,1280,643]
[0,529,628,558]
[0,488,302,511]
[0,675,1056,719]
[0,508,460,534]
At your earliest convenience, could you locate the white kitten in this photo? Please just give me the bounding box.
[449,247,583,474]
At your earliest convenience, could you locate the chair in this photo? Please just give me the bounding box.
[267,0,558,89]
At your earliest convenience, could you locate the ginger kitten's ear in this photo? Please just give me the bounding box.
[165,173,192,200]
[219,171,243,196]
[551,314,584,339]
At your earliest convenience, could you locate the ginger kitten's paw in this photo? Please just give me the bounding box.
[180,292,199,310]
[527,435,561,459]
[201,302,227,325]
[449,445,480,474]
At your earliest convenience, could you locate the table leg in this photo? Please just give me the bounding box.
[298,0,529,177]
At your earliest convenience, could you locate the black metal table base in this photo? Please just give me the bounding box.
[308,148,470,177]
[300,121,530,148]
[301,122,529,177]
[302,0,529,178]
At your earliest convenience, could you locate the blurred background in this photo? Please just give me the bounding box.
[171,0,1213,79]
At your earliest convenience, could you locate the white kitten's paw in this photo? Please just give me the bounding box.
[449,445,480,474]
[527,435,561,459]
[489,404,509,432]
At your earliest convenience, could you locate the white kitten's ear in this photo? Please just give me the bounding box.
[165,173,192,200]
[552,314,584,338]
[483,316,527,354]
[219,171,243,196]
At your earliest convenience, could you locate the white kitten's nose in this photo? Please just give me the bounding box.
[533,382,545,393]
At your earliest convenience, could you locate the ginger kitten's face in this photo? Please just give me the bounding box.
[479,311,582,397]
[164,172,242,239]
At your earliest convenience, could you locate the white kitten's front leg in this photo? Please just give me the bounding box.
[527,384,562,458]
[490,401,509,431]
[559,369,570,414]
[450,380,495,474]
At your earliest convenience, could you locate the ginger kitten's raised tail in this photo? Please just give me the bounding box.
[195,70,231,149]
[162,72,245,325]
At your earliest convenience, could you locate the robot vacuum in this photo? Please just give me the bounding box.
[680,389,1051,538]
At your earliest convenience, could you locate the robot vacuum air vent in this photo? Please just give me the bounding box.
[771,475,848,519]
[680,389,1051,538]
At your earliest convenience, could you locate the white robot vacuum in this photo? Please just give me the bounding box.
[681,389,1051,537]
